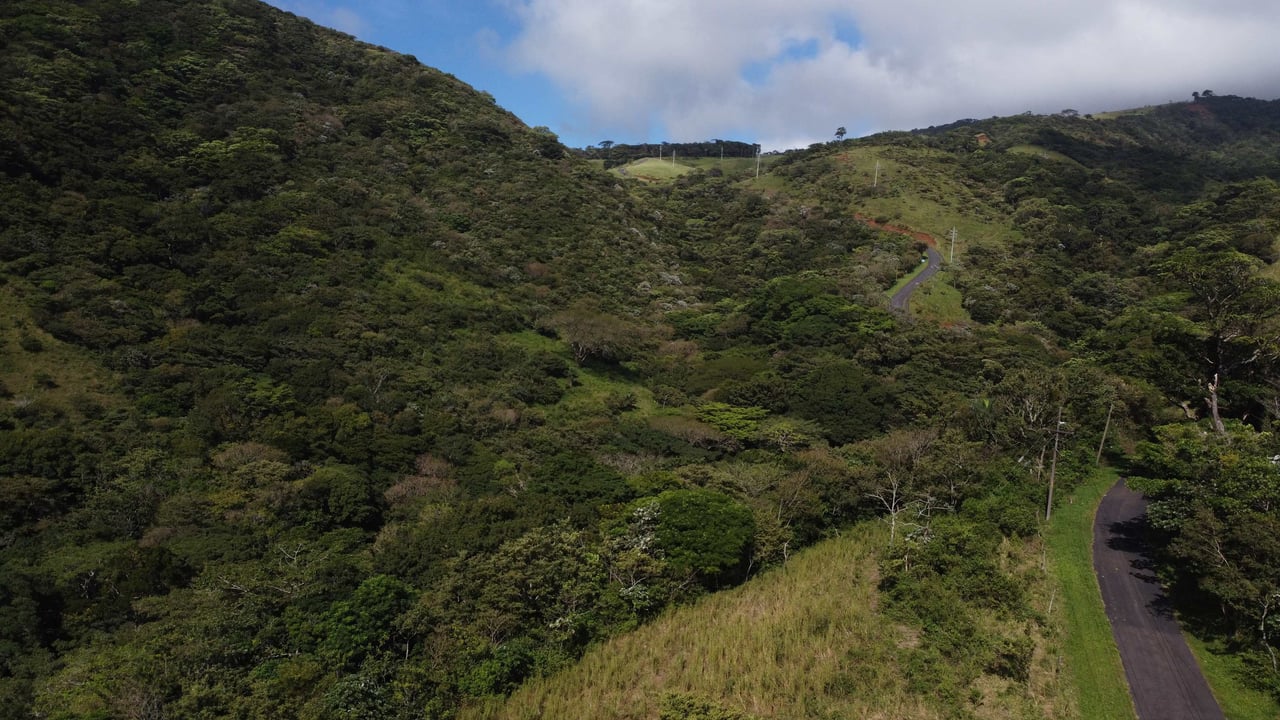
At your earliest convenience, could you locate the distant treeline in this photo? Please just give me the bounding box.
[574,140,761,167]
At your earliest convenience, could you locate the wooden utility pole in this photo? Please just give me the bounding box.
[1046,405,1064,521]
[873,160,881,187]
[1096,401,1115,465]
[756,150,761,178]
[949,227,957,263]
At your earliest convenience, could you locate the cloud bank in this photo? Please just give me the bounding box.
[503,0,1280,149]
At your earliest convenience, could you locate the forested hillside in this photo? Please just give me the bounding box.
[3,1,1280,718]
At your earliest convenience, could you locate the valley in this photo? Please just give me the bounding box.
[3,2,1280,719]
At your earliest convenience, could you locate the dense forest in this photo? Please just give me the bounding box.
[3,1,1280,718]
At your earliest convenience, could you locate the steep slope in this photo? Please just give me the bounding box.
[463,523,1070,720]
[1,1,689,716]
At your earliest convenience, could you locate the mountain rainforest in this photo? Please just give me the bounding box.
[4,1,1280,718]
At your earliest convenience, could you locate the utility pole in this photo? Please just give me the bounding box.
[1096,401,1115,465]
[756,150,761,179]
[949,227,957,263]
[1046,405,1064,522]
[873,161,880,187]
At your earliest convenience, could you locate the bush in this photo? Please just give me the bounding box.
[659,692,756,720]
[653,488,755,585]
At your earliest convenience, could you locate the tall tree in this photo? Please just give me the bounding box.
[1161,246,1280,432]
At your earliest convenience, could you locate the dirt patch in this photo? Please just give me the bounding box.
[853,213,938,248]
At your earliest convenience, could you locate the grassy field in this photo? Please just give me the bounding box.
[611,155,769,183]
[1260,260,1280,282]
[612,157,694,181]
[1007,144,1082,165]
[833,145,1021,260]
[1044,468,1137,720]
[1091,105,1163,120]
[682,156,762,176]
[460,524,938,720]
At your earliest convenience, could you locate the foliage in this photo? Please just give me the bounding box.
[5,0,1280,715]
[1130,422,1280,699]
[651,489,755,585]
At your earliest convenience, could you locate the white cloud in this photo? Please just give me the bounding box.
[502,0,1280,149]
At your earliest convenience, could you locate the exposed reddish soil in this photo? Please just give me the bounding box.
[853,213,938,248]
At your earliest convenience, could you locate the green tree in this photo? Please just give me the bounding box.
[1132,421,1280,695]
[652,488,755,586]
[317,574,416,670]
[547,301,643,364]
[1160,246,1280,432]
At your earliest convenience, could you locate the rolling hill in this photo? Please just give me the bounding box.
[4,1,1280,718]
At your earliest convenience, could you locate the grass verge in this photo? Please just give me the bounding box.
[908,273,969,324]
[1184,625,1280,720]
[1044,468,1137,720]
[886,254,931,297]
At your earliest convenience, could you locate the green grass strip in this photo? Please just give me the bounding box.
[1184,622,1280,720]
[1045,468,1137,720]
[885,254,932,297]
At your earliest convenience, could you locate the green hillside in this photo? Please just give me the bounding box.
[463,521,1070,720]
[4,1,1280,718]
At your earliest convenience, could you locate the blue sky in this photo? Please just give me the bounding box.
[267,0,1280,151]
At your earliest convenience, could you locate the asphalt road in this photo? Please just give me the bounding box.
[1093,480,1225,720]
[889,246,941,312]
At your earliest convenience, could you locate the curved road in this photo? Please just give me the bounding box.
[889,246,942,312]
[1093,480,1224,720]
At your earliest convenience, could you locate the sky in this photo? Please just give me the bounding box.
[266,0,1280,151]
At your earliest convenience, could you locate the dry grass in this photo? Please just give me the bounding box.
[460,525,918,720]
[462,521,1076,720]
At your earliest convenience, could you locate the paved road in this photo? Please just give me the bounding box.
[889,246,941,312]
[1093,480,1224,720]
